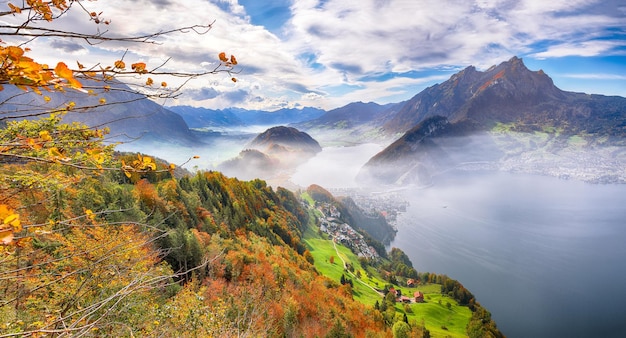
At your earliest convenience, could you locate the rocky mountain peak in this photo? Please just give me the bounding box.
[382,56,565,133]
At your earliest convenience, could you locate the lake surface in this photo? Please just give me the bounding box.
[289,144,626,337]
[391,171,626,338]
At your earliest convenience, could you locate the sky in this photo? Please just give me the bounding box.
[3,0,626,110]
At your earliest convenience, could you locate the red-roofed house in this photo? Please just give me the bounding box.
[414,291,424,303]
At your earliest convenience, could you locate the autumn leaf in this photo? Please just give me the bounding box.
[114,60,126,69]
[99,97,106,104]
[232,77,237,82]
[142,156,157,171]
[8,3,22,13]
[218,52,228,62]
[0,205,21,245]
[55,62,82,88]
[131,62,147,73]
[161,81,167,87]
[39,130,53,142]
[0,229,13,245]
[230,55,238,65]
[85,209,96,221]
[146,77,154,86]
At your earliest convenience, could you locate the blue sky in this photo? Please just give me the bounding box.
[8,0,626,110]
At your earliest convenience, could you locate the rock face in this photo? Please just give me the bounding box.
[359,57,626,185]
[383,56,626,134]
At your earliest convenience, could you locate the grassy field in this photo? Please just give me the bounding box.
[303,225,472,337]
[303,226,382,306]
[409,293,472,337]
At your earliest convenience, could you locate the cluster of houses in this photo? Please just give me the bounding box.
[317,204,380,260]
[388,286,425,304]
[328,188,409,229]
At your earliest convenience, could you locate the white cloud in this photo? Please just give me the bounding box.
[561,73,626,80]
[1,0,623,110]
[532,40,624,58]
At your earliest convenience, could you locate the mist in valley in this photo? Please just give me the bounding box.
[115,127,259,172]
[289,143,384,189]
[391,170,626,338]
[120,126,626,338]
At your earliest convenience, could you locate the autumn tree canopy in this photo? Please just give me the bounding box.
[0,1,244,335]
[0,0,239,245]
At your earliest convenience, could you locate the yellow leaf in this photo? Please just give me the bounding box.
[85,209,96,221]
[44,96,51,102]
[3,213,20,232]
[55,62,82,88]
[77,61,85,69]
[146,77,154,86]
[99,97,106,104]
[114,60,126,69]
[39,130,52,142]
[48,147,62,158]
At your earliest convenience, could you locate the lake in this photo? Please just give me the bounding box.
[292,145,626,337]
[391,171,626,338]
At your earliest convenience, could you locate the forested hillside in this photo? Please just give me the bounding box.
[0,116,504,337]
[0,117,389,336]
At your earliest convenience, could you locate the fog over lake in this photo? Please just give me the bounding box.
[290,143,384,188]
[393,171,626,338]
[291,145,626,338]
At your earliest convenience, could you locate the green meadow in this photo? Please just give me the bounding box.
[304,225,472,337]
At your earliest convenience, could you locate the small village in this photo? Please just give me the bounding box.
[315,202,430,305]
[316,202,380,260]
[328,188,410,230]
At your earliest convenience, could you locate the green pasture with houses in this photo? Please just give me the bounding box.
[303,225,472,337]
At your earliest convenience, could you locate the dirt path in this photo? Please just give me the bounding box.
[332,239,384,297]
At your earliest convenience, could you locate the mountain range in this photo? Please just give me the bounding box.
[1,56,624,185]
[167,105,325,129]
[0,79,197,146]
[358,56,626,185]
